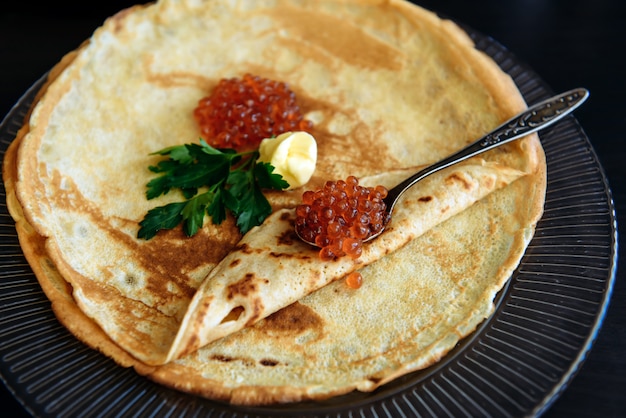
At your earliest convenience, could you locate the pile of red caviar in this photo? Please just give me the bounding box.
[295,176,390,261]
[193,73,313,151]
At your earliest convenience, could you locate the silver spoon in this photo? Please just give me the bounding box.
[297,88,589,247]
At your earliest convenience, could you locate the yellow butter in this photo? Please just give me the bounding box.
[258,131,317,189]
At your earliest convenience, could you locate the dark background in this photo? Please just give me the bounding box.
[1,1,624,416]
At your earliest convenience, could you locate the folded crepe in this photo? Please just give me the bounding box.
[166,162,526,362]
[3,0,545,405]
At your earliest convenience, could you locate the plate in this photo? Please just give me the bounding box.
[0,24,617,418]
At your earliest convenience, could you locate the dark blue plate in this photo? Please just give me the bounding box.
[0,25,617,418]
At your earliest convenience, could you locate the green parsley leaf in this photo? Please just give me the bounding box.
[254,161,290,190]
[137,140,289,239]
[233,183,273,233]
[137,201,187,240]
[146,144,230,199]
[180,191,214,237]
[207,187,229,225]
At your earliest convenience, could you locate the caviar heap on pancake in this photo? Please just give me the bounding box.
[295,176,390,261]
[194,73,313,151]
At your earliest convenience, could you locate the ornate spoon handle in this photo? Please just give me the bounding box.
[383,88,589,214]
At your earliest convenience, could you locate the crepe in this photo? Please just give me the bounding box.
[3,0,545,405]
[166,162,526,362]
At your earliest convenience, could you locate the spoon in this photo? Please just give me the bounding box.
[297,88,589,247]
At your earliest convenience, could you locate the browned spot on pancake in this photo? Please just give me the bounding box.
[260,302,323,335]
[210,354,256,367]
[211,354,234,363]
[193,296,214,325]
[280,212,293,222]
[278,230,296,246]
[269,248,314,263]
[269,250,298,259]
[368,376,382,384]
[227,273,259,300]
[142,226,239,296]
[177,296,214,357]
[445,172,472,190]
[260,359,279,367]
[245,298,265,326]
[201,296,213,309]
[229,258,241,268]
[485,176,495,189]
[276,212,299,245]
[153,224,238,261]
[441,205,450,213]
[234,243,253,254]
[418,196,433,202]
[181,334,199,358]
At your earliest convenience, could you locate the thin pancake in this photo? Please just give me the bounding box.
[148,176,540,404]
[167,161,526,361]
[4,0,545,405]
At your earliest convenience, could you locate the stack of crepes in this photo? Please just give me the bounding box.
[2,0,545,405]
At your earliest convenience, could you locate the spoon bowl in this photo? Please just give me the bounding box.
[297,88,589,248]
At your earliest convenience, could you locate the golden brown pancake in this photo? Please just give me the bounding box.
[166,162,527,362]
[3,0,545,405]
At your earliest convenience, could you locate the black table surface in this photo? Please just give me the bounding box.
[0,1,624,417]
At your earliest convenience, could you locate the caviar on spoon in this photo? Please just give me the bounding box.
[295,88,589,259]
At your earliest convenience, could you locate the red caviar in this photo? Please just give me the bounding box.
[295,176,390,261]
[193,73,313,151]
[346,272,363,289]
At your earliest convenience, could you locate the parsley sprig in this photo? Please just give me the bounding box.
[137,139,288,240]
